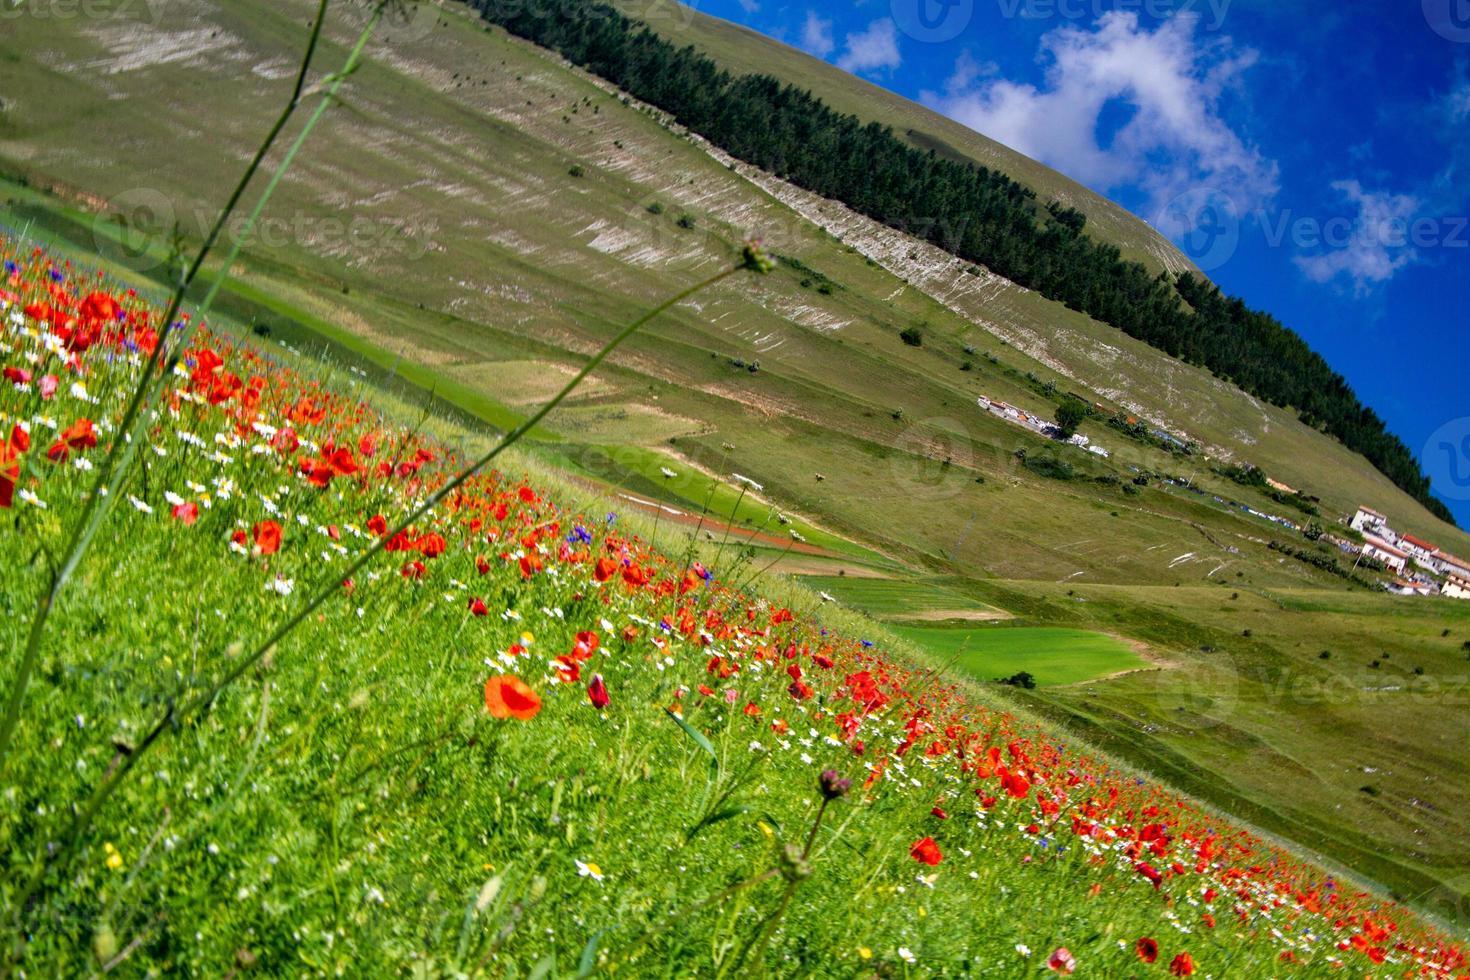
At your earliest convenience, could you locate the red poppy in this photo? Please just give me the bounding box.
[272,427,300,455]
[594,557,618,582]
[484,675,541,720]
[0,425,28,509]
[171,502,199,525]
[588,674,609,709]
[742,701,761,716]
[79,290,121,326]
[1001,770,1031,799]
[46,417,97,463]
[547,650,578,681]
[415,533,447,558]
[1135,938,1158,964]
[467,597,488,617]
[1169,952,1195,976]
[366,514,388,536]
[252,520,282,556]
[909,837,942,866]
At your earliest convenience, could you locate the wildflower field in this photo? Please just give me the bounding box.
[0,237,1466,977]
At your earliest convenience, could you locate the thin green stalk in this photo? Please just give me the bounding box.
[0,0,338,777]
[802,797,831,859]
[601,867,782,972]
[720,792,835,979]
[706,484,750,597]
[729,533,798,598]
[23,258,763,938]
[86,2,390,548]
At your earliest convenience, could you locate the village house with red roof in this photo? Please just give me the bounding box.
[1348,505,1470,599]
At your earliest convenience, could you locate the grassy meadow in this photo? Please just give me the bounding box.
[0,0,1467,974]
[0,236,1464,977]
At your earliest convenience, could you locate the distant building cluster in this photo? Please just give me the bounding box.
[978,396,1111,459]
[1349,506,1470,599]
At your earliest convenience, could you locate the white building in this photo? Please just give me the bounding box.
[1399,534,1439,570]
[1445,574,1470,601]
[1440,553,1470,583]
[1350,506,1392,541]
[1361,535,1409,574]
[1388,579,1433,597]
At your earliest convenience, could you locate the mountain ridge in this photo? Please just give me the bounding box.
[524,0,1453,526]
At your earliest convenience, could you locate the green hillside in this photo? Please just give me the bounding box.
[629,1,1198,277]
[2,0,1468,927]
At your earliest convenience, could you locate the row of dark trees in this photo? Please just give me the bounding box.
[471,0,1453,524]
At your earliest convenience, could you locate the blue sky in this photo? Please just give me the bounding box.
[681,0,1470,525]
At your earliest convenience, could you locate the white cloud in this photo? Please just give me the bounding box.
[923,12,1277,212]
[800,11,834,59]
[836,19,902,75]
[1293,180,1420,294]
[1447,78,1470,123]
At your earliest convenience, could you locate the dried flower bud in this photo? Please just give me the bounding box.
[741,240,775,274]
[819,769,851,800]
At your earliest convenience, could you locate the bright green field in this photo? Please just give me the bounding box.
[799,575,1005,619]
[892,625,1147,687]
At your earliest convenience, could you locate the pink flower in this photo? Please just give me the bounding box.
[1047,948,1076,974]
[38,374,58,400]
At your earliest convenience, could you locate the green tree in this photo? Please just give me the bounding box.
[1055,398,1087,439]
